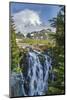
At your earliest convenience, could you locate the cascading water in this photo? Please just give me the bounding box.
[27,51,52,96]
[10,50,52,97]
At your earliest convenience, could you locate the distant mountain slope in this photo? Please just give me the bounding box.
[26,29,55,40]
[16,29,55,40]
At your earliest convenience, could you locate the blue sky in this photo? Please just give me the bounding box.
[10,2,60,25]
[10,2,62,34]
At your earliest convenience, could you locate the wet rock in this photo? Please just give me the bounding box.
[10,72,24,97]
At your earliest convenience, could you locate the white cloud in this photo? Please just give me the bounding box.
[13,9,45,35]
[13,9,56,36]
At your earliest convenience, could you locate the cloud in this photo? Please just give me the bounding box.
[13,9,56,36]
[13,9,45,35]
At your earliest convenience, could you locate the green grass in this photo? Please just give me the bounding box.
[20,38,49,44]
[18,38,55,47]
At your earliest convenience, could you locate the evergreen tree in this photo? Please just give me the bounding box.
[10,16,20,71]
[48,6,65,94]
[26,33,31,38]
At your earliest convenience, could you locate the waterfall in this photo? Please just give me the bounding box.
[10,50,52,97]
[27,51,52,96]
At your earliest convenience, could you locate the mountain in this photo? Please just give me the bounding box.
[26,29,52,40]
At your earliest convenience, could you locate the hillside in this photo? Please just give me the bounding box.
[26,29,55,40]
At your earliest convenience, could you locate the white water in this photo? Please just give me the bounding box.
[26,51,52,96]
[10,50,52,97]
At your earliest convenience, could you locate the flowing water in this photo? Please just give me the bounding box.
[10,50,52,97]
